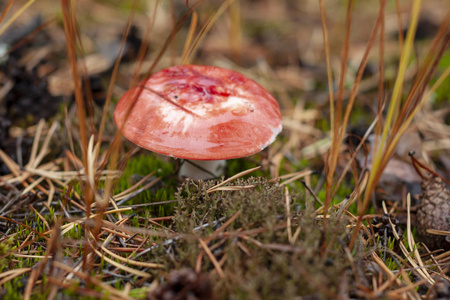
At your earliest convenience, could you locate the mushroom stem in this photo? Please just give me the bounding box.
[178,159,226,180]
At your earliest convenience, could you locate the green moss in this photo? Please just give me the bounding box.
[128,287,148,299]
[114,154,176,208]
[145,177,361,299]
[66,223,83,240]
[92,0,145,12]
[316,117,331,132]
[349,105,373,126]
[2,278,24,300]
[432,71,450,108]
[174,177,286,233]
[0,238,15,273]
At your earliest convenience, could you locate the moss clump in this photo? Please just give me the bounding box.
[147,177,360,299]
[174,177,286,233]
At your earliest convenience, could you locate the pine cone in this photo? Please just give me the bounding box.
[147,268,214,300]
[371,214,403,239]
[416,176,450,250]
[428,278,450,300]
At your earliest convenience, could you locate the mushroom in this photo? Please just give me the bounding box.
[114,65,282,180]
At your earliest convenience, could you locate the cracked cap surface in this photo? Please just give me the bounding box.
[114,65,282,160]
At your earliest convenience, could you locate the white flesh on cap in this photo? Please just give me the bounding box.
[178,160,226,180]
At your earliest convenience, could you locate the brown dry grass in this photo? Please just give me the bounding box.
[0,0,449,299]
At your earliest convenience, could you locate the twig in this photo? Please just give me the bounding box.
[198,238,225,278]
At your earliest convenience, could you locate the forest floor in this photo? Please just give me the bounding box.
[0,0,449,299]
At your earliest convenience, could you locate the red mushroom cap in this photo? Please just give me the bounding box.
[114,65,282,160]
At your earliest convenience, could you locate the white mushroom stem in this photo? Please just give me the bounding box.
[178,159,226,180]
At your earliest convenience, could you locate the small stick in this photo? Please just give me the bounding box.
[301,179,324,206]
[198,238,225,278]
